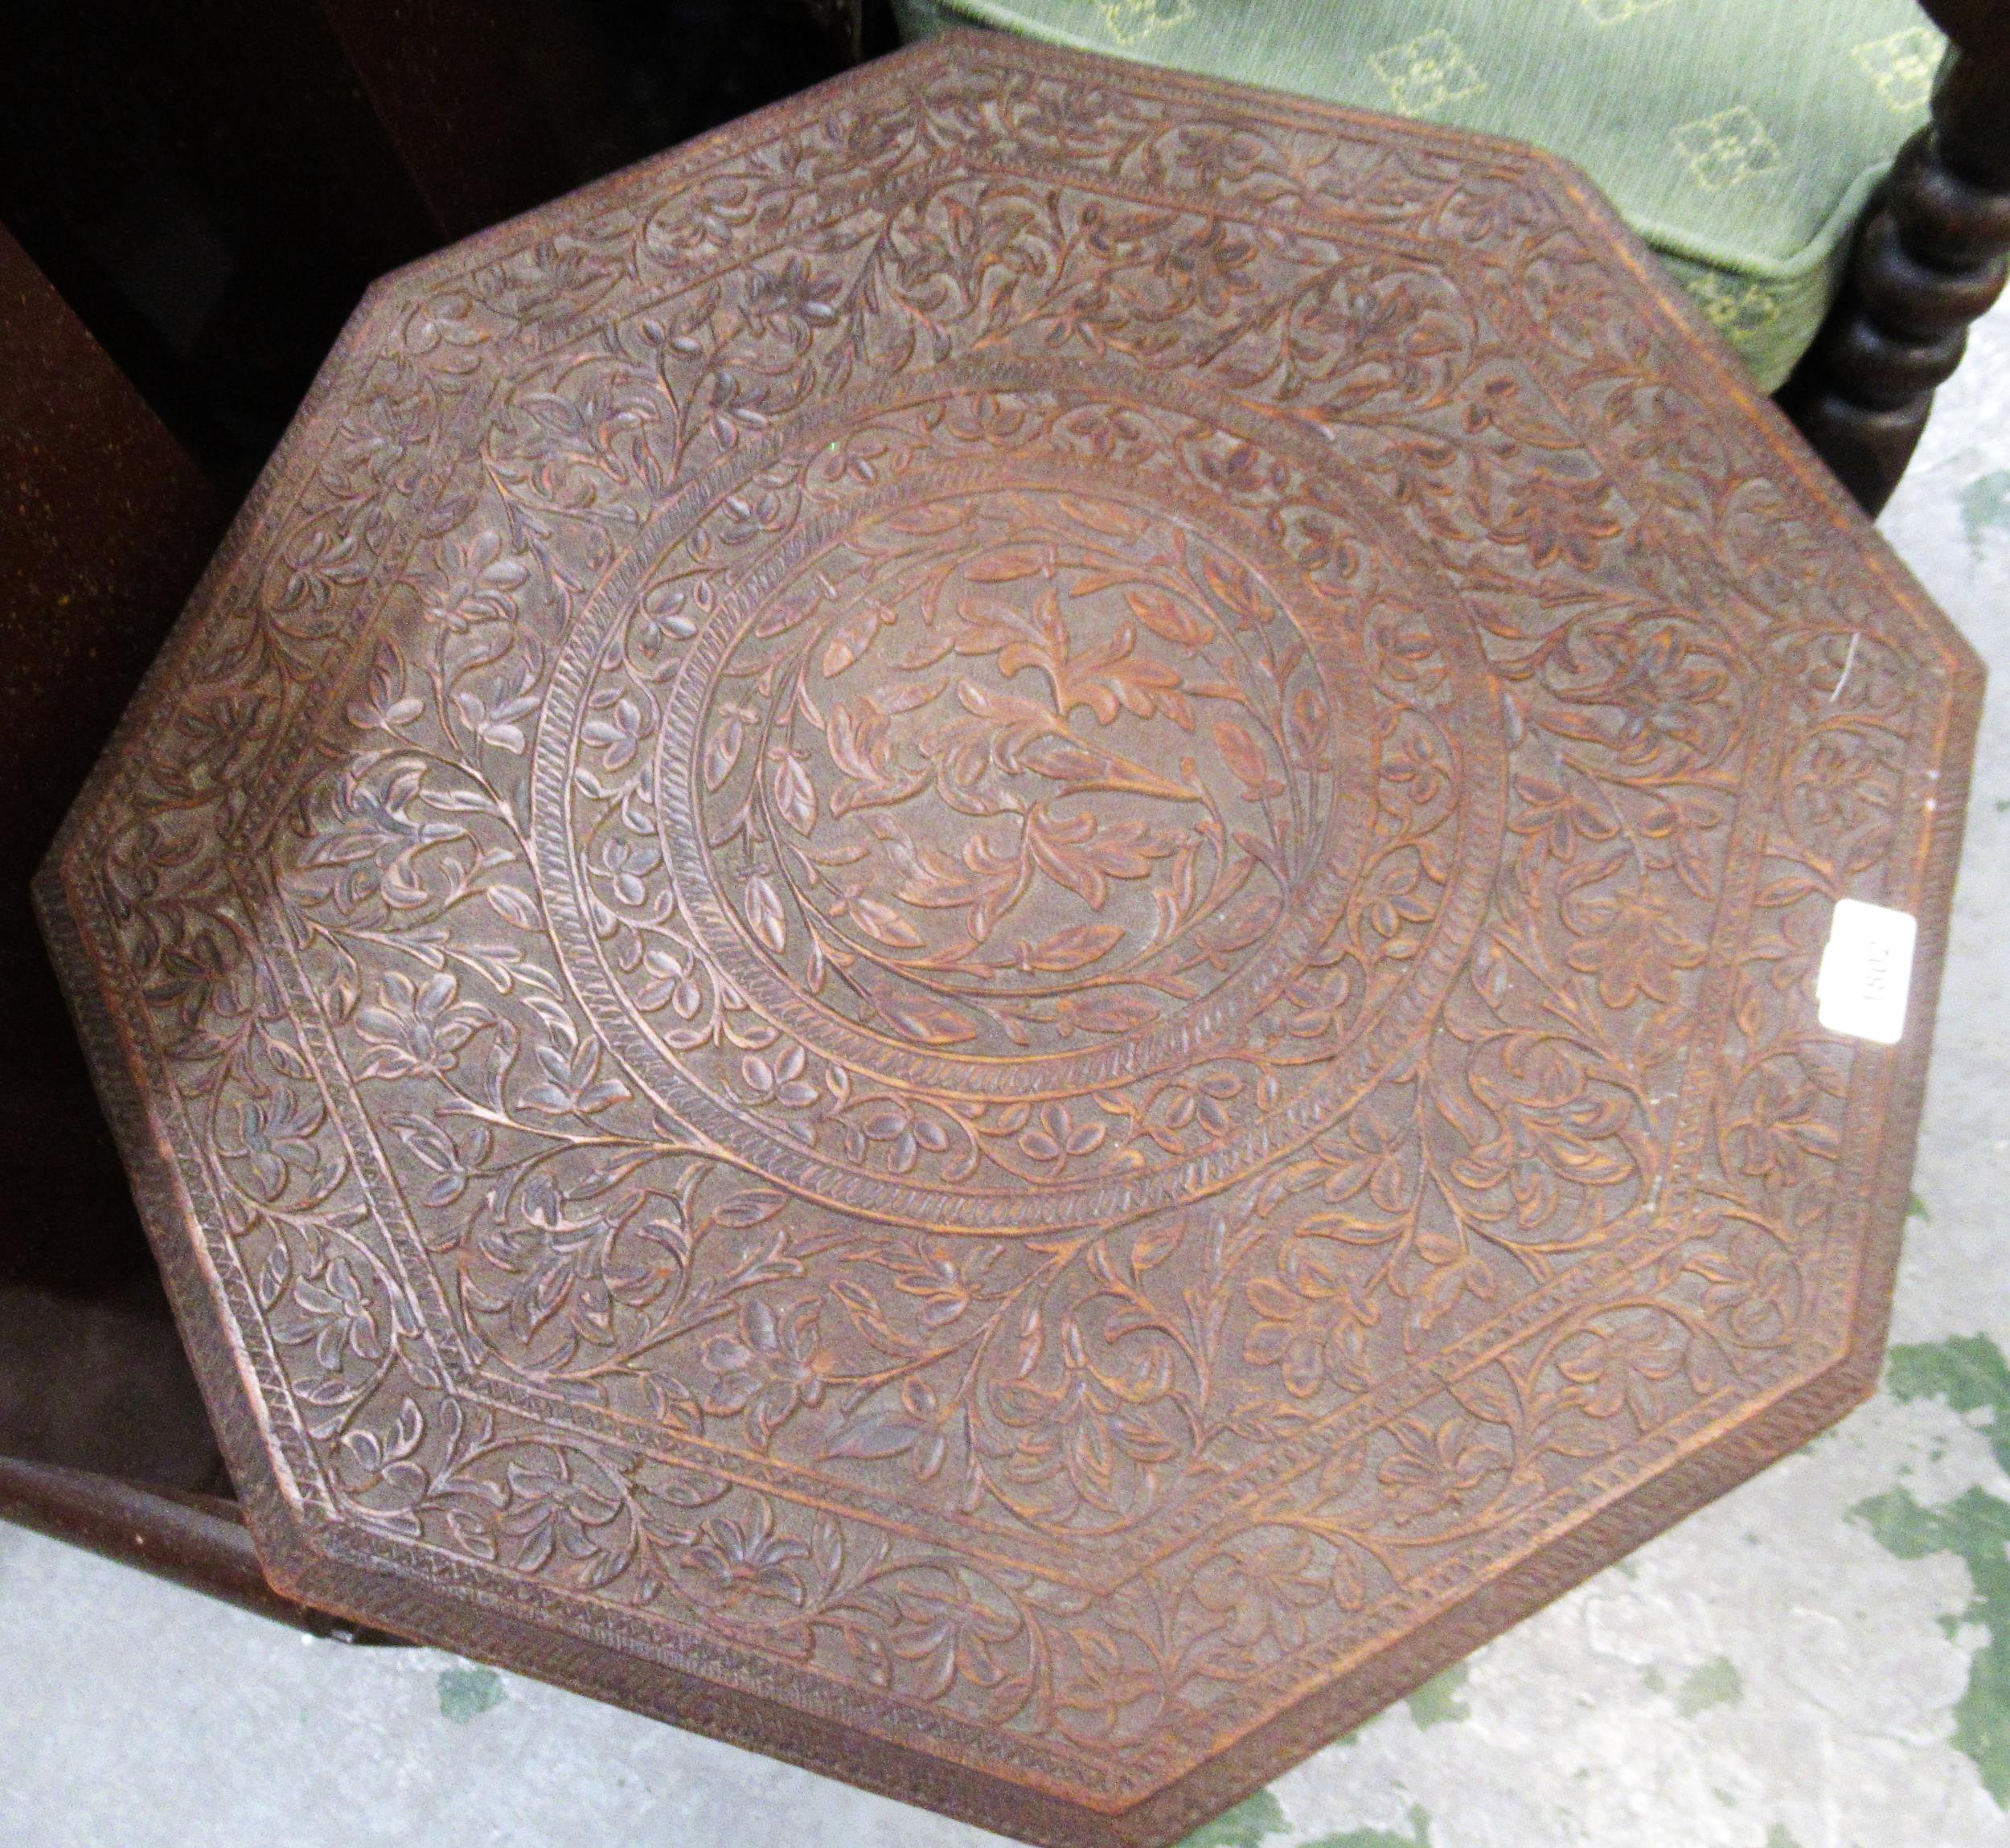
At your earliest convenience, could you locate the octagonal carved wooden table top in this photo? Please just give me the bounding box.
[38,31,1980,1848]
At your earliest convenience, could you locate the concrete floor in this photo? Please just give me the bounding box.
[6,298,2010,1848]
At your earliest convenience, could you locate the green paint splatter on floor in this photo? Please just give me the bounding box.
[1303,1805,1431,1848]
[1676,1656,1743,1717]
[1854,1333,2010,1806]
[1766,1826,1803,1848]
[1642,1665,1667,1694]
[1962,470,2010,558]
[1177,1790,1286,1848]
[1405,1662,1471,1728]
[1910,1192,1932,1222]
[437,1666,505,1722]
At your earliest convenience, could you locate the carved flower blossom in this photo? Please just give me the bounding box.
[680,1502,810,1607]
[635,946,703,1018]
[1151,221,1259,317]
[1793,731,1893,833]
[1197,440,1282,499]
[599,834,661,908]
[1557,1313,1685,1424]
[1173,123,1264,191]
[891,1253,973,1330]
[704,1299,832,1448]
[1722,1067,1837,1188]
[583,693,650,772]
[1688,1226,1801,1346]
[1151,1070,1244,1145]
[500,1451,623,1575]
[1565,887,1706,1011]
[1190,1527,1329,1650]
[1492,466,1621,572]
[1561,621,1733,768]
[844,1096,951,1174]
[1511,766,1618,862]
[1017,1103,1105,1169]
[743,256,842,330]
[1376,1413,1509,1526]
[1378,717,1451,805]
[1362,852,1437,958]
[1315,1113,1409,1215]
[454,684,539,755]
[425,529,527,631]
[521,1035,630,1117]
[270,1256,383,1371]
[1021,84,1114,156]
[219,1090,323,1198]
[354,970,486,1080]
[1245,1250,1376,1398]
[274,525,366,613]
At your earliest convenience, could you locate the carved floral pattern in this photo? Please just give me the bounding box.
[47,35,1968,1813]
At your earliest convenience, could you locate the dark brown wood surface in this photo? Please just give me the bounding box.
[313,0,604,244]
[310,0,862,244]
[37,35,1981,1846]
[0,217,304,1618]
[0,0,867,494]
[0,220,221,1298]
[1782,0,2010,514]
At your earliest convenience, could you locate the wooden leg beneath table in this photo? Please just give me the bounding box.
[1779,27,2010,517]
[0,1457,406,1644]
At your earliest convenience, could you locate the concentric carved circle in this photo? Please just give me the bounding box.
[667,477,1348,1080]
[48,35,1975,1834]
[536,379,1508,1231]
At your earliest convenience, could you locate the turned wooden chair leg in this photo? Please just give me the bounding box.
[1779,19,2010,516]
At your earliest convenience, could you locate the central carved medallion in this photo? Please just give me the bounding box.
[690,481,1334,1071]
[536,385,1502,1231]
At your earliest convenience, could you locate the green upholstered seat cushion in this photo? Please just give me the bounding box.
[890,0,1944,389]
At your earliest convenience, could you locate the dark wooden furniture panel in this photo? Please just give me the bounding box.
[0,219,220,1305]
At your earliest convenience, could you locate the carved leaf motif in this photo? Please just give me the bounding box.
[847,894,925,948]
[1211,719,1282,801]
[963,547,1045,583]
[1063,992,1159,1035]
[1200,553,1266,624]
[1125,587,1213,650]
[704,714,745,792]
[487,884,541,932]
[745,875,787,952]
[1023,808,1179,911]
[1016,923,1125,973]
[772,752,817,834]
[822,602,893,678]
[876,994,980,1045]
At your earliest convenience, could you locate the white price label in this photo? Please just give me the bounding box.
[1815,899,1916,1046]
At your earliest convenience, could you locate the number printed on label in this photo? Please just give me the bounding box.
[1815,899,1917,1046]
